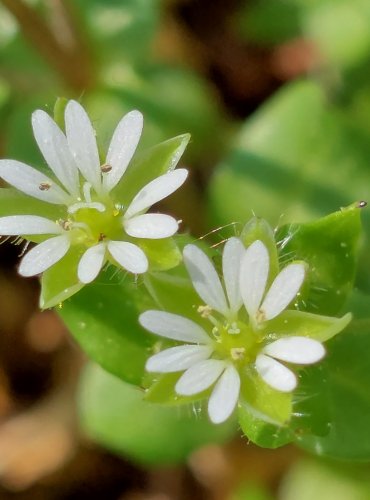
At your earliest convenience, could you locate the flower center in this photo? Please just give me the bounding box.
[59,195,125,247]
[207,317,263,366]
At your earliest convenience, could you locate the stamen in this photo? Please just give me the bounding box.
[197,305,213,318]
[256,309,266,323]
[212,326,220,338]
[98,233,106,242]
[39,182,51,191]
[58,219,73,231]
[83,182,92,203]
[101,163,112,173]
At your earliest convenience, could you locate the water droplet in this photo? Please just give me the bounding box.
[357,200,367,208]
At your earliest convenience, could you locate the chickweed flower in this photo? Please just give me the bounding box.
[0,101,187,284]
[140,236,351,424]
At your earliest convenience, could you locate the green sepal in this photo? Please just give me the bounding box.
[138,237,182,272]
[112,134,190,206]
[261,310,352,343]
[276,202,363,315]
[240,367,292,426]
[238,404,293,449]
[240,217,279,285]
[0,188,64,220]
[53,97,68,131]
[144,372,210,406]
[144,264,200,322]
[40,244,85,309]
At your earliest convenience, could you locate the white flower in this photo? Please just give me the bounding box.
[0,101,188,282]
[140,237,326,424]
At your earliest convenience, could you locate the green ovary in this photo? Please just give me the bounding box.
[67,204,126,247]
[213,320,263,366]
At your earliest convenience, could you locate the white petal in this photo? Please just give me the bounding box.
[139,310,211,344]
[0,159,70,204]
[240,240,269,319]
[104,110,143,191]
[255,354,297,392]
[175,359,226,396]
[64,100,101,192]
[208,364,240,424]
[260,263,305,321]
[107,241,148,274]
[183,244,229,315]
[78,243,106,284]
[18,235,70,277]
[146,345,213,373]
[263,337,325,365]
[32,110,79,196]
[124,213,178,239]
[0,215,62,235]
[222,237,244,313]
[125,169,188,218]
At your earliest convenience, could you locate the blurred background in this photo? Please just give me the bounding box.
[1,0,370,498]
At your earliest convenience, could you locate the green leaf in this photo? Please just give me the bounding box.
[73,0,160,64]
[276,203,363,315]
[208,80,327,227]
[58,271,155,385]
[144,267,200,321]
[79,363,236,466]
[208,80,370,232]
[295,318,370,460]
[237,0,302,45]
[305,0,370,69]
[139,237,182,272]
[112,134,190,206]
[291,364,332,439]
[40,245,85,309]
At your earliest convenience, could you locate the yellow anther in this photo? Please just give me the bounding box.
[197,305,213,318]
